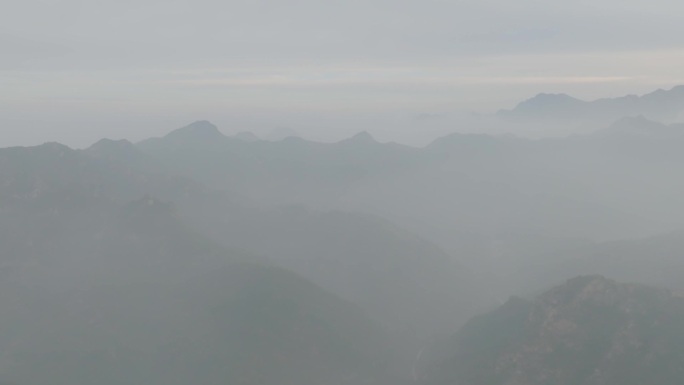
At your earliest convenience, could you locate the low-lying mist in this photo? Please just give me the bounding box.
[2,86,684,385]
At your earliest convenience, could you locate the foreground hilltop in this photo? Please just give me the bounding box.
[422,275,684,385]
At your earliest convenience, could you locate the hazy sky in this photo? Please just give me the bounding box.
[2,0,684,147]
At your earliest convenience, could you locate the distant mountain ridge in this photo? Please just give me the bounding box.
[130,118,676,243]
[498,85,684,123]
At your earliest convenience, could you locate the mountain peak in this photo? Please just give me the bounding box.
[352,130,375,141]
[339,131,377,145]
[164,121,225,142]
[85,138,144,164]
[498,92,585,119]
[38,141,72,152]
[27,142,75,159]
[522,92,582,107]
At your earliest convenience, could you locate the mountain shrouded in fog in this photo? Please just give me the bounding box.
[6,0,684,380]
[2,85,684,384]
[420,276,684,385]
[498,85,684,124]
[0,143,402,385]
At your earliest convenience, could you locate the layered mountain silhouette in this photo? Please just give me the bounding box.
[125,119,684,310]
[135,121,664,242]
[0,143,403,385]
[119,127,483,342]
[4,112,684,384]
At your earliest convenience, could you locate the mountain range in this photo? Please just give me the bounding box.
[0,143,404,385]
[498,85,684,124]
[3,100,684,384]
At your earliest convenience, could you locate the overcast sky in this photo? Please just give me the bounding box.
[2,0,684,147]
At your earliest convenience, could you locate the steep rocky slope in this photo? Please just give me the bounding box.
[422,276,684,385]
